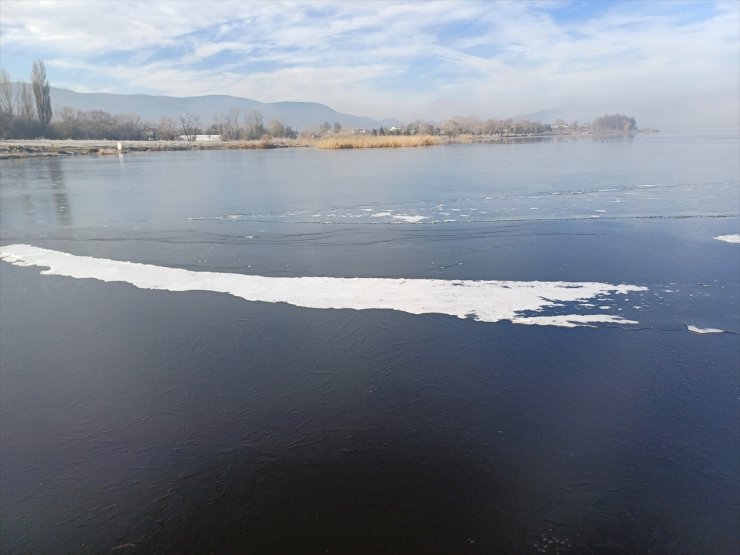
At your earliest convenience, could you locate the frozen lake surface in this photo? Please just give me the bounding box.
[1,130,739,553]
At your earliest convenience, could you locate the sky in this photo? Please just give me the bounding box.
[1,0,738,127]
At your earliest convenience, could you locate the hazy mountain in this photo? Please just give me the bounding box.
[50,87,399,131]
[509,109,564,123]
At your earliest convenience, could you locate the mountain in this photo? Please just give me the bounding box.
[509,108,564,123]
[50,87,399,131]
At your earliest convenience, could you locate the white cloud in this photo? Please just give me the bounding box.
[1,0,737,126]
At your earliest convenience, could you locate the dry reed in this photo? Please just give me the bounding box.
[312,134,441,149]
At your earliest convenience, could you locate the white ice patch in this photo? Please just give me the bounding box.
[686,325,725,334]
[714,234,740,244]
[0,244,647,328]
[393,215,426,223]
[512,314,639,328]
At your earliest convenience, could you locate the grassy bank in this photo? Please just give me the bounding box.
[312,134,441,149]
[0,135,443,159]
[0,139,303,159]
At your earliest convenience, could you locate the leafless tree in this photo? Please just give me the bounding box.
[54,106,79,138]
[224,108,241,140]
[178,113,201,141]
[115,113,143,139]
[18,82,35,119]
[243,110,265,140]
[158,116,177,140]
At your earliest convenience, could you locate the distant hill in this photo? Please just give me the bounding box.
[510,108,564,123]
[50,87,399,131]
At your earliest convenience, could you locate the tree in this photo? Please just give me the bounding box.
[224,108,241,140]
[178,113,201,141]
[333,121,342,134]
[115,112,143,140]
[243,110,265,140]
[31,60,52,127]
[209,112,227,136]
[55,106,79,138]
[592,113,636,132]
[0,71,13,115]
[157,116,177,140]
[18,82,35,119]
[268,119,285,138]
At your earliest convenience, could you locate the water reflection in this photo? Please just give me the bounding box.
[46,158,72,225]
[0,158,73,227]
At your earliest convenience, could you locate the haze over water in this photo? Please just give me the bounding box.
[1,130,739,553]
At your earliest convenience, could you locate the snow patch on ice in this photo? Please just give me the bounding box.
[714,234,740,244]
[0,244,647,329]
[393,214,426,223]
[512,314,639,328]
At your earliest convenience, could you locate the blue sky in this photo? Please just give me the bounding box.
[1,0,738,127]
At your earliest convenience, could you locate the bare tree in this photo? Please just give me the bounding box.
[178,113,201,141]
[243,110,265,140]
[224,108,241,140]
[209,112,226,136]
[267,119,285,138]
[55,106,79,138]
[592,113,636,132]
[18,82,35,119]
[115,113,143,139]
[31,60,52,126]
[157,116,177,140]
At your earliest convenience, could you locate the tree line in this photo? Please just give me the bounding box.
[0,61,637,140]
[591,113,637,132]
[301,117,553,138]
[0,61,302,141]
[0,60,52,139]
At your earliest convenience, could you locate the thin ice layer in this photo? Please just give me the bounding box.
[0,244,647,328]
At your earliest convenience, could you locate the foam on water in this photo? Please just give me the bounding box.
[0,244,647,328]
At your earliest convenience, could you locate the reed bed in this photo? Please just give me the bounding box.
[312,134,441,149]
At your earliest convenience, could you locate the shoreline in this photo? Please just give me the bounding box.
[0,132,639,159]
[0,138,302,159]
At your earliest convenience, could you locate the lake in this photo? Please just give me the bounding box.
[1,131,738,554]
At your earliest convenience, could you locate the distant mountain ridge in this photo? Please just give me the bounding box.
[50,87,399,131]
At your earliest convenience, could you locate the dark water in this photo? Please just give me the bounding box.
[1,131,738,554]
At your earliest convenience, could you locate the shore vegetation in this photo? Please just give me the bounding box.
[312,134,440,149]
[0,60,641,155]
